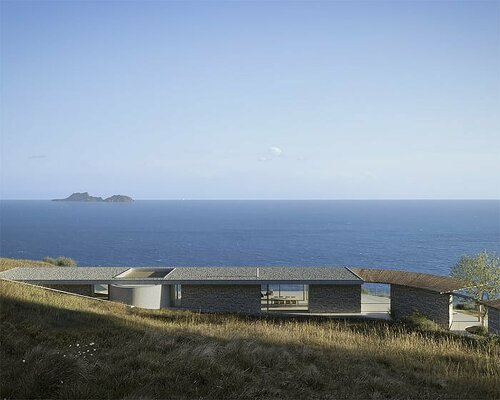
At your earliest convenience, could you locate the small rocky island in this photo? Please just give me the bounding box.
[53,192,134,202]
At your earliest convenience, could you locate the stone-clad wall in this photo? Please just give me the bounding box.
[42,284,94,297]
[391,285,452,329]
[180,285,261,314]
[488,307,499,334]
[308,285,361,313]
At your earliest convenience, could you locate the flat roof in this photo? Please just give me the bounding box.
[1,266,469,292]
[0,266,362,285]
[165,267,361,283]
[0,267,129,283]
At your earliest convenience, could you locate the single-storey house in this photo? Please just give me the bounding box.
[0,266,468,329]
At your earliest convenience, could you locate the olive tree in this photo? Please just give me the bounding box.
[451,251,500,325]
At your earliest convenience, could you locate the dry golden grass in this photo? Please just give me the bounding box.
[0,257,52,272]
[1,257,499,399]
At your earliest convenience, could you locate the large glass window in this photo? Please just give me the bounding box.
[94,284,109,298]
[261,284,308,312]
[361,283,390,316]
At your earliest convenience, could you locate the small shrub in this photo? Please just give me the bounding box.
[401,311,443,332]
[466,325,488,336]
[43,257,77,267]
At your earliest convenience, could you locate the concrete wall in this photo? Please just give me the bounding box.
[180,284,261,314]
[308,285,361,313]
[42,284,94,297]
[487,307,499,334]
[391,285,452,329]
[109,284,163,309]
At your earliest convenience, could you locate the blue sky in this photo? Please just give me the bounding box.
[1,1,498,199]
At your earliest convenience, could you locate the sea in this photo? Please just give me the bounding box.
[0,200,498,276]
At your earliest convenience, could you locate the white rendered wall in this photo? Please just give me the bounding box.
[109,284,162,309]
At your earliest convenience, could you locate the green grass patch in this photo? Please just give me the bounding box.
[401,311,444,332]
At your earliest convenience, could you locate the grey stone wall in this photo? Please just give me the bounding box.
[42,284,94,297]
[180,284,261,314]
[308,285,361,313]
[391,285,452,329]
[487,307,499,334]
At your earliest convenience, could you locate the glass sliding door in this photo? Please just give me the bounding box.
[261,284,308,313]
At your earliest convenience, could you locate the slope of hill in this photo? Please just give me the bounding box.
[0,258,498,399]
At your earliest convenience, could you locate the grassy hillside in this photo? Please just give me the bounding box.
[0,258,499,399]
[0,257,53,272]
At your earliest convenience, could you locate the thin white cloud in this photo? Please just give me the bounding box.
[259,146,283,161]
[269,146,282,157]
[29,155,47,159]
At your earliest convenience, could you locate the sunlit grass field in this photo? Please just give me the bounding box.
[0,257,499,399]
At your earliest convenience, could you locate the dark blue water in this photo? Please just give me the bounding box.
[1,200,498,275]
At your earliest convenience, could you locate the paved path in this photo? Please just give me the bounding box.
[450,311,484,331]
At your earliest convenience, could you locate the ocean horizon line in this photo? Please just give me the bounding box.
[1,198,499,202]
